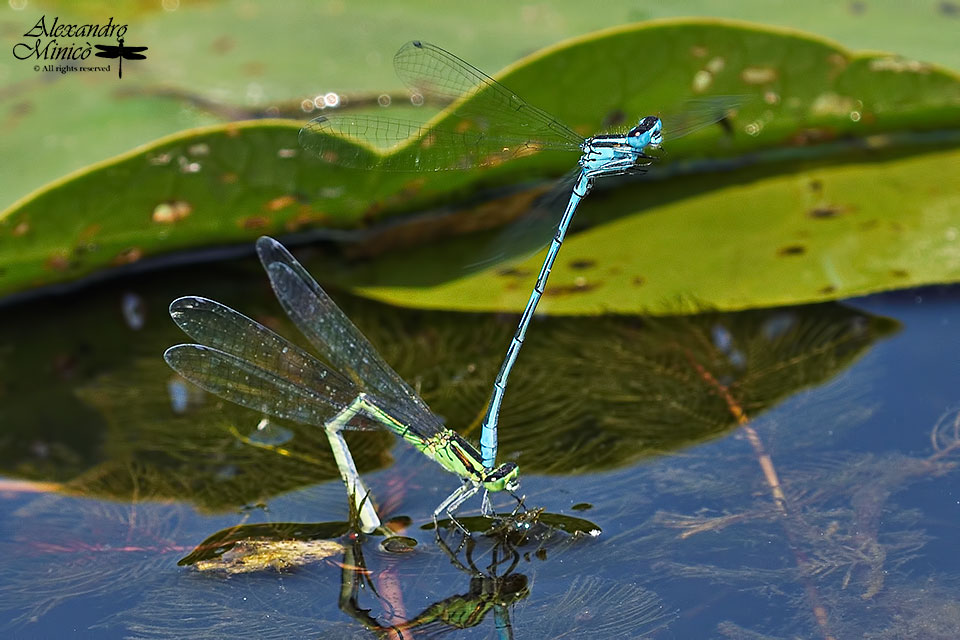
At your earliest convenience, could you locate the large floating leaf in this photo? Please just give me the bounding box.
[0,1,658,214]
[2,19,959,307]
[7,2,959,216]
[354,144,960,314]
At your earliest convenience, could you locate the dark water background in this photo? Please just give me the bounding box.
[1,250,958,639]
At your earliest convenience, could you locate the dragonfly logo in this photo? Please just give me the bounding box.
[94,39,148,79]
[11,15,148,79]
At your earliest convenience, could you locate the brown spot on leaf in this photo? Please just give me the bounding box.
[148,152,172,166]
[221,172,238,184]
[827,53,849,70]
[809,205,846,219]
[153,200,193,223]
[869,57,931,73]
[241,216,271,230]
[265,195,297,212]
[400,178,426,197]
[849,0,866,14]
[45,252,71,271]
[740,66,778,84]
[860,219,879,231]
[497,267,532,278]
[242,61,266,77]
[285,209,329,231]
[808,179,823,193]
[71,226,100,252]
[632,276,646,286]
[890,269,909,278]
[778,245,806,256]
[12,221,30,237]
[940,1,960,15]
[790,128,838,145]
[112,247,143,265]
[211,35,235,54]
[544,278,597,296]
[9,101,32,118]
[570,259,595,270]
[188,143,210,157]
[819,285,837,294]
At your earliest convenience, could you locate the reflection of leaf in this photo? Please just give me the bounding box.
[492,303,897,473]
[0,252,898,513]
[72,356,393,513]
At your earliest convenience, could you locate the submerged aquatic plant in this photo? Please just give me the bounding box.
[644,404,960,638]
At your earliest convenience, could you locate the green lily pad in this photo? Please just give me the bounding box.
[355,144,960,314]
[9,2,959,217]
[2,19,959,308]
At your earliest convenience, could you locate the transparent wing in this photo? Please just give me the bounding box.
[394,40,584,146]
[169,296,354,391]
[468,96,748,270]
[166,296,379,430]
[255,236,447,436]
[661,95,751,140]
[299,115,575,172]
[164,344,363,428]
[466,169,582,271]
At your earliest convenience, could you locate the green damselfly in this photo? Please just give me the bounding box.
[164,236,520,532]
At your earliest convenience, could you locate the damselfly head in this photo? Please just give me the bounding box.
[628,116,663,150]
[483,462,520,493]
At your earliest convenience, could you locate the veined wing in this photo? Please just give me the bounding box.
[169,296,353,390]
[299,115,576,171]
[166,296,379,430]
[394,40,584,147]
[255,236,448,437]
[467,167,582,271]
[165,344,365,428]
[661,95,750,140]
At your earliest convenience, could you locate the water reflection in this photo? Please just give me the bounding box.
[4,254,960,636]
[172,506,645,640]
[343,531,532,638]
[0,279,897,514]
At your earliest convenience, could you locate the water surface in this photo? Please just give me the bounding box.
[1,255,958,639]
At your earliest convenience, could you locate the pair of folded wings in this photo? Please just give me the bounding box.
[164,236,446,438]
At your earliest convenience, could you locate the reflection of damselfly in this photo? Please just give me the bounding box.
[335,520,530,639]
[164,236,520,532]
[299,40,745,483]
